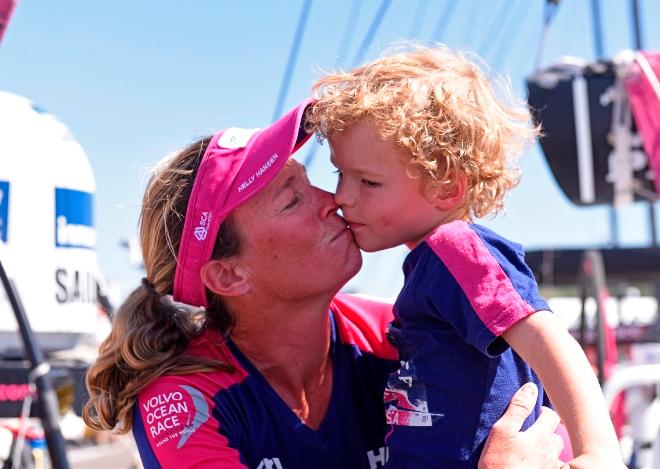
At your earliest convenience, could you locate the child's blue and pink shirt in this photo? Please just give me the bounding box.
[384,220,550,468]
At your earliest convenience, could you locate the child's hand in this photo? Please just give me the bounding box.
[479,383,565,469]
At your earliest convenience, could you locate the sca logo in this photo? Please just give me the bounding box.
[194,212,211,241]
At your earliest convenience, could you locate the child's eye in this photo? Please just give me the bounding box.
[333,169,343,180]
[361,179,380,187]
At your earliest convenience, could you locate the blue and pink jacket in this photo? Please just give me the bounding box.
[133,294,399,468]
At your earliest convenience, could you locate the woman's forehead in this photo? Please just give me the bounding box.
[269,160,309,190]
[237,159,310,211]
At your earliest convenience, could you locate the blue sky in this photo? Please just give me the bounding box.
[1,1,659,300]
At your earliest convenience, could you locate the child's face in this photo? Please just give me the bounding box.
[329,120,454,252]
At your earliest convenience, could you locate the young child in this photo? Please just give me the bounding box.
[306,44,622,468]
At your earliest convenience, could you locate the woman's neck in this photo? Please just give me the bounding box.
[229,295,335,428]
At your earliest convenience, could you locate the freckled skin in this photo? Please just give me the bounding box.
[232,160,362,300]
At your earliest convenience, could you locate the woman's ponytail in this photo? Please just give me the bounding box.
[83,137,238,433]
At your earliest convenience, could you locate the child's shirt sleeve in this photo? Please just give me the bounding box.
[421,221,550,356]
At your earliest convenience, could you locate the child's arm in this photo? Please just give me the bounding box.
[502,310,624,468]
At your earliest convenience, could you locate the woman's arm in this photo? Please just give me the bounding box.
[503,310,624,468]
[479,383,565,469]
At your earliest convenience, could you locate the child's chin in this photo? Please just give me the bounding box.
[356,238,389,253]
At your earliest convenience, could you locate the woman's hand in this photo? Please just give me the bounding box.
[479,383,566,469]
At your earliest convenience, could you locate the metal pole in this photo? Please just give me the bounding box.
[0,260,69,469]
[583,250,608,386]
[579,271,588,349]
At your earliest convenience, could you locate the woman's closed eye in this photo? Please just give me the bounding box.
[283,194,300,210]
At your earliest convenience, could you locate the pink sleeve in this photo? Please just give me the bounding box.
[133,376,246,468]
[331,293,399,360]
[427,221,537,336]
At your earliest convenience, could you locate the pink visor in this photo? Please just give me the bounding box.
[173,99,314,307]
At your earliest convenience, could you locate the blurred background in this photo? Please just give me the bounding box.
[1,1,659,467]
[0,0,658,300]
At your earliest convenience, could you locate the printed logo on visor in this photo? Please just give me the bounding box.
[217,127,260,149]
[194,212,211,242]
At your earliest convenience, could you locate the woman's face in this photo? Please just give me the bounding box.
[232,160,362,300]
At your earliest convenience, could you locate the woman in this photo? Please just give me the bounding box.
[83,100,565,468]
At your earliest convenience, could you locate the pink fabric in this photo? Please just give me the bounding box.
[331,293,398,360]
[426,221,535,336]
[173,99,314,307]
[137,330,248,468]
[556,423,574,462]
[0,0,17,45]
[625,51,660,193]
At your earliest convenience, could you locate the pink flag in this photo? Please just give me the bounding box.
[0,0,16,45]
[625,51,660,194]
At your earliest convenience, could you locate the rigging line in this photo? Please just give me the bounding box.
[350,0,393,68]
[533,0,560,71]
[475,1,510,57]
[511,1,545,75]
[491,0,534,69]
[430,0,458,42]
[304,0,393,169]
[480,1,518,60]
[590,0,605,58]
[302,0,364,168]
[408,0,429,39]
[461,0,484,49]
[335,0,363,68]
[629,0,643,50]
[272,0,313,122]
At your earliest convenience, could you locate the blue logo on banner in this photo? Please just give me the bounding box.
[0,181,9,243]
[55,188,95,249]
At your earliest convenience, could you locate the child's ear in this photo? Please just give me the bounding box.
[200,259,250,297]
[434,174,467,210]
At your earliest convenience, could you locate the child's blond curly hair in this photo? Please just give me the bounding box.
[306,43,539,219]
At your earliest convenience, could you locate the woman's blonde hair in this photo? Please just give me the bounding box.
[83,137,241,433]
[306,43,539,218]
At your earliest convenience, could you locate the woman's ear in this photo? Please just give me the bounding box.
[200,259,250,297]
[435,173,467,210]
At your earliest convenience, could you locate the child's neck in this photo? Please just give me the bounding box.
[404,210,471,250]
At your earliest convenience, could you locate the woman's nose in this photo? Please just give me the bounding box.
[314,187,340,219]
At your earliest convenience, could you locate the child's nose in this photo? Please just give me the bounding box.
[333,180,354,208]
